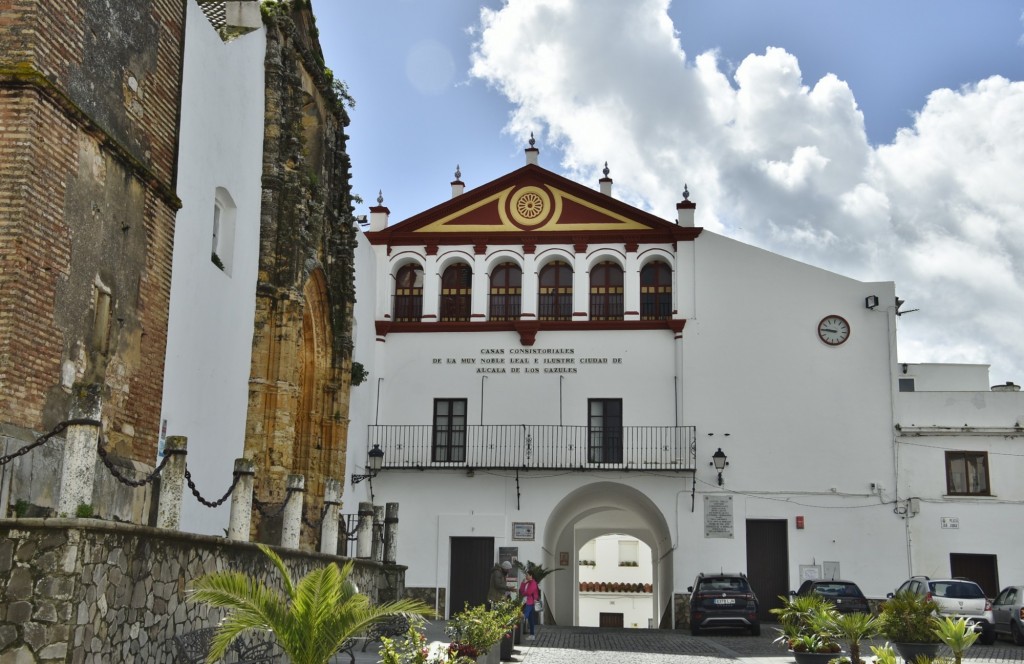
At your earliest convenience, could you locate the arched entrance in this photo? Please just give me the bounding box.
[295,269,341,526]
[543,482,674,628]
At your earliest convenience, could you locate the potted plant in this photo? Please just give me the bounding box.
[877,590,942,661]
[771,595,844,664]
[932,616,980,664]
[446,598,520,664]
[824,611,880,664]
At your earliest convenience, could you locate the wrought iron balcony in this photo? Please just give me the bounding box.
[366,425,696,471]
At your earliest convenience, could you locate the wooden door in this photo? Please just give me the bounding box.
[599,612,624,628]
[746,519,789,621]
[449,537,495,617]
[950,553,999,598]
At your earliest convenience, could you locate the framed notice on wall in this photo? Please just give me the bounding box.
[512,522,535,541]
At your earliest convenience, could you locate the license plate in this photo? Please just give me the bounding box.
[713,598,735,605]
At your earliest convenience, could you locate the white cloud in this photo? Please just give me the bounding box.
[471,0,1024,384]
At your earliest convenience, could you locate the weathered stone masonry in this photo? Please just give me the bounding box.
[244,4,359,547]
[0,518,405,663]
[0,0,184,467]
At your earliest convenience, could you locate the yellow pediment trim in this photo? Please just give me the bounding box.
[414,185,650,233]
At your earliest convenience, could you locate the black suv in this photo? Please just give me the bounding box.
[688,572,760,635]
[795,580,870,614]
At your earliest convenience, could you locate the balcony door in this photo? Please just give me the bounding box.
[433,398,467,463]
[588,398,622,463]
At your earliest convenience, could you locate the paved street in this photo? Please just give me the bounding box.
[342,623,1024,664]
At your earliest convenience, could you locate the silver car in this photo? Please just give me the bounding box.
[991,585,1024,645]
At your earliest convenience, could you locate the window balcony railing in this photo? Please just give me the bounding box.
[392,295,422,322]
[366,425,696,471]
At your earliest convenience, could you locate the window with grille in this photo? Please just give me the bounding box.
[539,261,573,320]
[640,261,672,320]
[440,263,472,322]
[393,264,423,322]
[945,451,989,496]
[489,262,522,321]
[589,261,623,321]
[433,399,467,463]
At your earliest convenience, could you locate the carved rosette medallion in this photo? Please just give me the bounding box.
[508,185,553,229]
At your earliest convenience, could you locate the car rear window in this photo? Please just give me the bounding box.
[700,578,750,592]
[930,581,985,599]
[813,583,864,598]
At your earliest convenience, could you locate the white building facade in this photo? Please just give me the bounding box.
[346,144,1024,627]
[159,0,266,536]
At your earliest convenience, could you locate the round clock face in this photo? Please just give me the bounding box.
[817,315,850,346]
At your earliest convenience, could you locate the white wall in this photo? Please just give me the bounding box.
[159,2,265,536]
[577,535,654,628]
[346,184,1024,623]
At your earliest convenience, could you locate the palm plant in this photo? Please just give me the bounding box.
[825,611,880,664]
[770,593,838,650]
[932,616,980,664]
[190,543,434,664]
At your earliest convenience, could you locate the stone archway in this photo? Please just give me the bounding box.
[543,482,674,628]
[245,268,345,548]
[294,269,341,525]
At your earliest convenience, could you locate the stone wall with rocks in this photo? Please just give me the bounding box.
[0,518,405,663]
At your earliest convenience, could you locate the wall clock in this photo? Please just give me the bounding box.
[817,315,850,346]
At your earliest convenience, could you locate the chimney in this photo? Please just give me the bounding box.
[451,165,464,198]
[676,184,696,226]
[369,190,389,231]
[599,162,612,196]
[225,1,262,32]
[525,132,539,165]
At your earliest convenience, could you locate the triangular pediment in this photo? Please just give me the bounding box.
[366,164,699,246]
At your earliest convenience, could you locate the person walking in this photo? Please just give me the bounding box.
[519,570,540,639]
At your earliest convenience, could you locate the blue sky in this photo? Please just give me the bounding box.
[314,0,1024,385]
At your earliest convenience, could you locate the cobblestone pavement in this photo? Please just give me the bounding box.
[343,623,1024,664]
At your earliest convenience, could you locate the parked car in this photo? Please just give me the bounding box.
[991,585,1024,645]
[688,572,760,636]
[794,580,871,614]
[889,576,995,644]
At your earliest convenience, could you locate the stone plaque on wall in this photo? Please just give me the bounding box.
[703,495,734,538]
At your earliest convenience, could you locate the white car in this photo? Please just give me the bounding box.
[891,576,995,645]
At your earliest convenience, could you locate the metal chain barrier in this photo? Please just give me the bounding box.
[96,434,174,488]
[252,488,297,520]
[184,466,242,508]
[0,418,100,467]
[301,501,332,530]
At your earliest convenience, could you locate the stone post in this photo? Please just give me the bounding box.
[384,502,399,564]
[58,384,103,517]
[319,478,342,555]
[156,436,188,529]
[227,458,256,541]
[371,504,385,562]
[280,474,305,549]
[356,501,374,558]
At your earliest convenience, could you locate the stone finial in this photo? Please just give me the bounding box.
[451,164,465,198]
[599,161,613,196]
[369,189,390,231]
[676,182,696,226]
[525,132,539,165]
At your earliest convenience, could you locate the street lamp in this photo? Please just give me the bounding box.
[710,448,728,486]
[351,444,384,484]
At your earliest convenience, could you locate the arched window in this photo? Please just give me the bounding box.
[589,261,623,321]
[489,262,522,321]
[539,260,573,321]
[393,264,423,322]
[440,262,472,322]
[640,261,672,320]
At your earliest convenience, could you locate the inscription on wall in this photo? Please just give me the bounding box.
[431,347,623,374]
